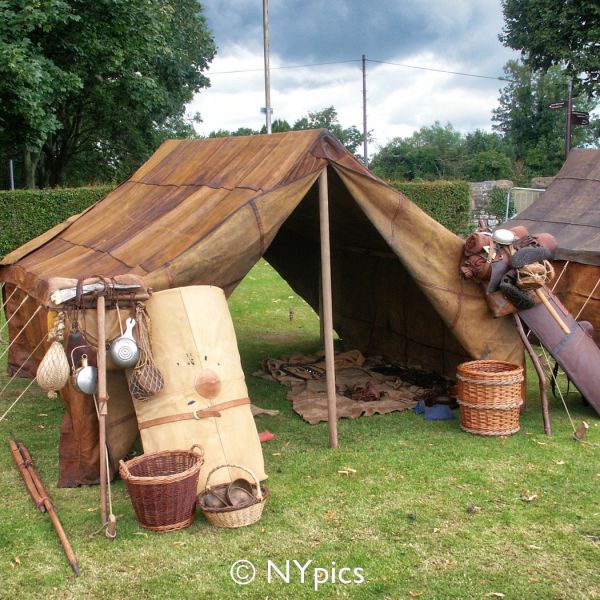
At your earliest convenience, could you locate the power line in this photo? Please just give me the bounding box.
[208,57,509,82]
[367,58,510,82]
[209,59,359,75]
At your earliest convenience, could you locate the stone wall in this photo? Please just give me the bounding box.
[469,180,513,227]
[468,178,551,227]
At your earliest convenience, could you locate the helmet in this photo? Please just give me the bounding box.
[492,228,516,245]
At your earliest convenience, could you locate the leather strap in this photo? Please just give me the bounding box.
[138,397,251,430]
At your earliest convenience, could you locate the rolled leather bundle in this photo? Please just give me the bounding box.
[460,254,491,281]
[509,226,529,240]
[464,232,492,256]
[532,232,558,253]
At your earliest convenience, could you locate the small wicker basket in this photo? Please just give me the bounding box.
[119,445,204,533]
[198,464,268,529]
[457,360,524,436]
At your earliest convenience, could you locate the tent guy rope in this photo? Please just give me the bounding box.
[0,336,46,393]
[0,293,31,336]
[574,275,600,321]
[0,304,42,363]
[0,378,37,423]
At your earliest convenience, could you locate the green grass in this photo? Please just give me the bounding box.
[0,260,599,599]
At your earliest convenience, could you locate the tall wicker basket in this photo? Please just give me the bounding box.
[119,445,204,532]
[457,360,524,436]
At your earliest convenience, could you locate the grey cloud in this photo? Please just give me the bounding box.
[203,0,513,77]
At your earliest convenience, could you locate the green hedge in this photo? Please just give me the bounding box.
[388,180,471,235]
[0,186,114,258]
[0,180,471,260]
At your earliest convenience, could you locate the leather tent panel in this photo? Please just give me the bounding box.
[507,149,600,266]
[264,171,484,377]
[551,260,600,332]
[0,129,524,486]
[331,164,523,367]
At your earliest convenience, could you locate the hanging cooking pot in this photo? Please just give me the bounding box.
[109,318,140,369]
[72,354,98,395]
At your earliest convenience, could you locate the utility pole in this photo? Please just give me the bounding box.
[9,160,15,190]
[262,0,272,134]
[565,78,573,160]
[362,54,368,167]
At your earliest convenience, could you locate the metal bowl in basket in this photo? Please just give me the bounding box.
[119,445,204,533]
[197,464,269,528]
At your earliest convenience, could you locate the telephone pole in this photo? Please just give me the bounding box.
[362,54,368,167]
[262,0,272,134]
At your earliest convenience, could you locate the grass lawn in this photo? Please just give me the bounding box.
[0,259,598,599]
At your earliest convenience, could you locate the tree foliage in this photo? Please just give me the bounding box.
[0,1,215,188]
[493,60,599,176]
[500,0,600,98]
[207,106,368,157]
[370,123,513,182]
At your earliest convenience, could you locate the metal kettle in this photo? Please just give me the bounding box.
[72,354,98,395]
[109,318,140,369]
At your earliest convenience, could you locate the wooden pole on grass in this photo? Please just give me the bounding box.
[318,167,338,449]
[97,294,108,525]
[514,314,552,436]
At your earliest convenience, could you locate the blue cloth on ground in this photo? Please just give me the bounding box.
[423,403,456,420]
[413,399,426,415]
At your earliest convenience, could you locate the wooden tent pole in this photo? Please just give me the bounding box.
[97,294,108,524]
[318,167,338,449]
[514,314,552,436]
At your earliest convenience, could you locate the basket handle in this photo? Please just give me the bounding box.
[189,444,205,460]
[118,459,131,479]
[205,464,263,501]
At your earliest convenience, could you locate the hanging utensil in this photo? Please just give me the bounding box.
[72,354,98,395]
[108,318,140,369]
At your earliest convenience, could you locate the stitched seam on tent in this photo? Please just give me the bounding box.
[249,199,265,255]
[56,238,140,271]
[127,180,262,193]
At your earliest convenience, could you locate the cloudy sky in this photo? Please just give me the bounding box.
[188,0,519,153]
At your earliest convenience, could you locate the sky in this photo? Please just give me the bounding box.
[188,0,520,154]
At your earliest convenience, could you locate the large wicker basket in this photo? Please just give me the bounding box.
[457,360,524,436]
[197,464,268,529]
[119,445,204,532]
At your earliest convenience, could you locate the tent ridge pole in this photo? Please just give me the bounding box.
[319,167,339,448]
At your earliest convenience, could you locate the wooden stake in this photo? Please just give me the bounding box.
[10,439,79,575]
[514,314,552,436]
[318,168,338,449]
[9,439,46,512]
[97,294,108,525]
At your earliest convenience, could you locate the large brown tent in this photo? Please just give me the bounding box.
[507,148,600,330]
[1,129,521,485]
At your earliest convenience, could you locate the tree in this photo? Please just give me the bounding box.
[0,1,215,188]
[500,0,600,98]
[462,151,513,181]
[259,119,292,134]
[292,107,366,155]
[206,107,367,158]
[370,123,466,181]
[492,60,599,177]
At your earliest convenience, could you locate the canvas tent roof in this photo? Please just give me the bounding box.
[507,149,600,267]
[1,129,521,376]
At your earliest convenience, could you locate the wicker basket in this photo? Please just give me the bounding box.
[119,445,204,532]
[457,360,524,436]
[197,464,268,529]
